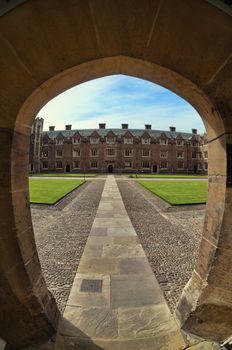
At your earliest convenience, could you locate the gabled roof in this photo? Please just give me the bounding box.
[42,128,202,141]
[89,130,100,138]
[141,130,151,138]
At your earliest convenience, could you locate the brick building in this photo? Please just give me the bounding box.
[29,118,208,174]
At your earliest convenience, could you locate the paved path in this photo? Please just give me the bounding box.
[55,175,186,350]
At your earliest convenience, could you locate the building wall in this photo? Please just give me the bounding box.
[29,119,208,174]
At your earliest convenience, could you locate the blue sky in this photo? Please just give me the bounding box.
[38,75,205,133]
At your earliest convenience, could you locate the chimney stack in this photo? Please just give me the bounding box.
[192,128,197,134]
[122,124,128,129]
[145,124,151,130]
[49,126,55,131]
[65,125,72,130]
[99,123,106,129]
[169,126,176,132]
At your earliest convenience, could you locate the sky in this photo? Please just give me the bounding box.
[37,74,205,133]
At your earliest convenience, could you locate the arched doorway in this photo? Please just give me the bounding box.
[108,164,113,173]
[0,0,231,347]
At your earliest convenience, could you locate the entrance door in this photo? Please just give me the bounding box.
[193,165,197,174]
[153,165,157,173]
[108,164,113,173]
[66,165,70,173]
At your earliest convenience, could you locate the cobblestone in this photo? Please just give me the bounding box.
[31,180,105,313]
[117,179,205,313]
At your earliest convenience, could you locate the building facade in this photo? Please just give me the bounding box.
[29,118,208,174]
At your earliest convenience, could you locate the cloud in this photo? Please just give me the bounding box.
[37,75,205,133]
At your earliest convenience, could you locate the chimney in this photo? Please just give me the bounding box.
[122,124,128,129]
[49,126,55,131]
[99,123,106,129]
[169,126,176,132]
[145,124,151,130]
[65,125,72,130]
[192,128,197,134]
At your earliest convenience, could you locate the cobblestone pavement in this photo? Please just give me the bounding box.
[117,179,205,313]
[31,180,105,313]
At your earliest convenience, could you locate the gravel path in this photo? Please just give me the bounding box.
[117,179,205,312]
[31,180,105,313]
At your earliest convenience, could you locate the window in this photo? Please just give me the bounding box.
[90,137,99,144]
[142,138,151,144]
[160,150,168,158]
[73,149,81,157]
[91,149,98,157]
[177,161,184,169]
[106,148,116,156]
[106,137,115,144]
[142,161,150,168]
[177,151,184,158]
[192,152,197,159]
[176,139,184,146]
[125,161,132,168]
[42,161,48,169]
[73,161,80,169]
[56,150,63,158]
[142,149,150,157]
[43,139,48,145]
[198,163,203,170]
[72,137,80,144]
[56,139,63,145]
[90,161,98,169]
[56,161,63,169]
[42,150,48,158]
[124,138,133,144]
[191,141,199,147]
[124,149,133,157]
[160,161,168,169]
[160,139,168,145]
[205,162,208,170]
[204,151,208,158]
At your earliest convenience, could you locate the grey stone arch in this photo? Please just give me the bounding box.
[0,0,231,347]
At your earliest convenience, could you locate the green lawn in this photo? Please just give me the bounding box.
[128,174,207,179]
[30,173,96,177]
[138,180,208,205]
[29,179,85,204]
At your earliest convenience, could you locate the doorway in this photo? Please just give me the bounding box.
[153,165,157,173]
[108,164,113,173]
[193,165,197,174]
[66,165,70,173]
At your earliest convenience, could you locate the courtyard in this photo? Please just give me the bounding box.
[30,175,208,348]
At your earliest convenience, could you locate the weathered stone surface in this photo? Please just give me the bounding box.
[0,0,232,345]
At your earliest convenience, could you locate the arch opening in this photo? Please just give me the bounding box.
[2,55,229,347]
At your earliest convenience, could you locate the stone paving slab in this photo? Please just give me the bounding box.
[55,175,186,349]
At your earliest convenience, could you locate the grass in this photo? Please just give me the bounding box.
[30,173,96,177]
[128,174,207,179]
[138,180,208,205]
[29,179,85,204]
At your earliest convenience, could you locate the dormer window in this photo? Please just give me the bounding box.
[106,137,115,144]
[142,138,151,144]
[56,139,63,145]
[124,137,133,144]
[90,137,99,144]
[176,139,184,146]
[160,139,168,145]
[72,137,81,144]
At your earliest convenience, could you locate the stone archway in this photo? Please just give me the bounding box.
[0,0,231,348]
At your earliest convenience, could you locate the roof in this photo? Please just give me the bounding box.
[42,128,201,140]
